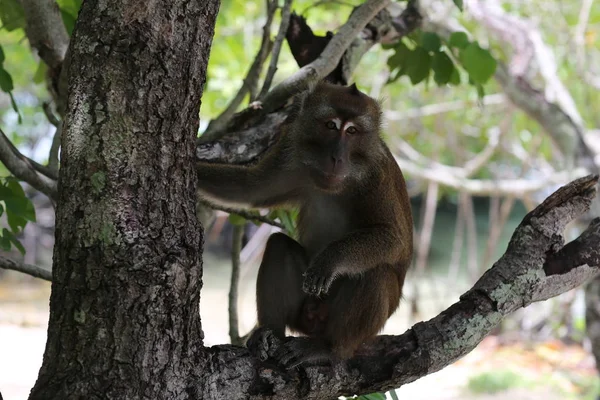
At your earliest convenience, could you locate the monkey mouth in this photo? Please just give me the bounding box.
[312,171,345,191]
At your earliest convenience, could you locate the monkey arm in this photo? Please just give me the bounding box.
[196,146,304,208]
[303,226,407,296]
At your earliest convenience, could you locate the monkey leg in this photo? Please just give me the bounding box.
[324,265,402,359]
[275,266,402,369]
[247,233,309,361]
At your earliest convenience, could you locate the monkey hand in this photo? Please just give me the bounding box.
[246,327,283,362]
[302,264,335,296]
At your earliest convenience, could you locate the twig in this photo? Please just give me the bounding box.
[42,102,60,127]
[258,0,294,100]
[259,0,392,114]
[43,102,62,174]
[0,128,57,199]
[202,0,278,140]
[229,225,245,346]
[199,199,285,229]
[415,181,438,275]
[462,193,479,281]
[0,255,52,281]
[47,123,62,175]
[300,0,355,15]
[385,94,505,121]
[395,154,588,196]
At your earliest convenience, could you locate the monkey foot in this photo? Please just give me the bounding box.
[274,338,332,369]
[246,327,283,362]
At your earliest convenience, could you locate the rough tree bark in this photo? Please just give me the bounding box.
[0,0,595,398]
[28,0,220,397]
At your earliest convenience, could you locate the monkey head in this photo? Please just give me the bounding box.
[291,82,384,192]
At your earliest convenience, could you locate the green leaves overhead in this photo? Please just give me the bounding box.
[385,30,497,95]
[0,0,25,31]
[0,44,21,121]
[460,42,498,84]
[57,0,82,35]
[0,177,36,255]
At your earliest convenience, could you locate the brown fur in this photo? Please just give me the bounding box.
[197,82,413,368]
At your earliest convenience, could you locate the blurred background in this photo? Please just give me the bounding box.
[1,0,600,399]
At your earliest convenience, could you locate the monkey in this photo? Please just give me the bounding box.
[196,82,413,368]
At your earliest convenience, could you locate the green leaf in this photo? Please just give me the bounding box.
[3,229,25,255]
[476,82,485,99]
[0,236,11,252]
[406,47,432,85]
[0,0,25,31]
[9,92,22,123]
[0,45,5,63]
[6,210,27,233]
[6,178,25,198]
[57,0,82,14]
[359,393,386,400]
[431,51,454,85]
[449,66,461,85]
[389,390,400,400]
[60,8,77,35]
[449,31,469,49]
[386,41,410,71]
[228,213,246,226]
[420,32,442,52]
[460,42,497,83]
[3,179,36,222]
[453,0,464,11]
[0,203,3,217]
[0,67,14,92]
[33,61,48,84]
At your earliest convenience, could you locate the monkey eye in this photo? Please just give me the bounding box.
[346,126,358,134]
[325,120,337,130]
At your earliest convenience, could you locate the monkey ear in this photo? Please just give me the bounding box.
[296,80,319,111]
[348,83,362,96]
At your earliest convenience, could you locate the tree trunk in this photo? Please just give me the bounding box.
[28,0,220,398]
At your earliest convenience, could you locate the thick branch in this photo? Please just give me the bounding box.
[0,128,58,199]
[21,0,69,69]
[202,175,600,399]
[0,255,52,281]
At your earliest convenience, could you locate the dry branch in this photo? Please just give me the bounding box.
[202,175,600,399]
[0,128,58,199]
[0,255,52,281]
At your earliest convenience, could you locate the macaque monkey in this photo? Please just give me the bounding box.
[197,82,413,368]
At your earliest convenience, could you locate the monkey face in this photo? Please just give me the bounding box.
[294,82,383,192]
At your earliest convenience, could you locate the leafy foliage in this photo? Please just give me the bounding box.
[385,31,497,96]
[0,45,21,121]
[0,177,36,254]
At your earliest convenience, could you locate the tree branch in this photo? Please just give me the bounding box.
[259,0,391,114]
[20,0,69,70]
[0,255,52,281]
[199,199,285,229]
[0,128,58,199]
[203,175,600,399]
[258,0,294,99]
[196,1,420,165]
[43,102,62,174]
[21,0,70,114]
[229,224,245,346]
[202,0,278,140]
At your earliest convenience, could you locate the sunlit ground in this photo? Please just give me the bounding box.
[1,253,598,400]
